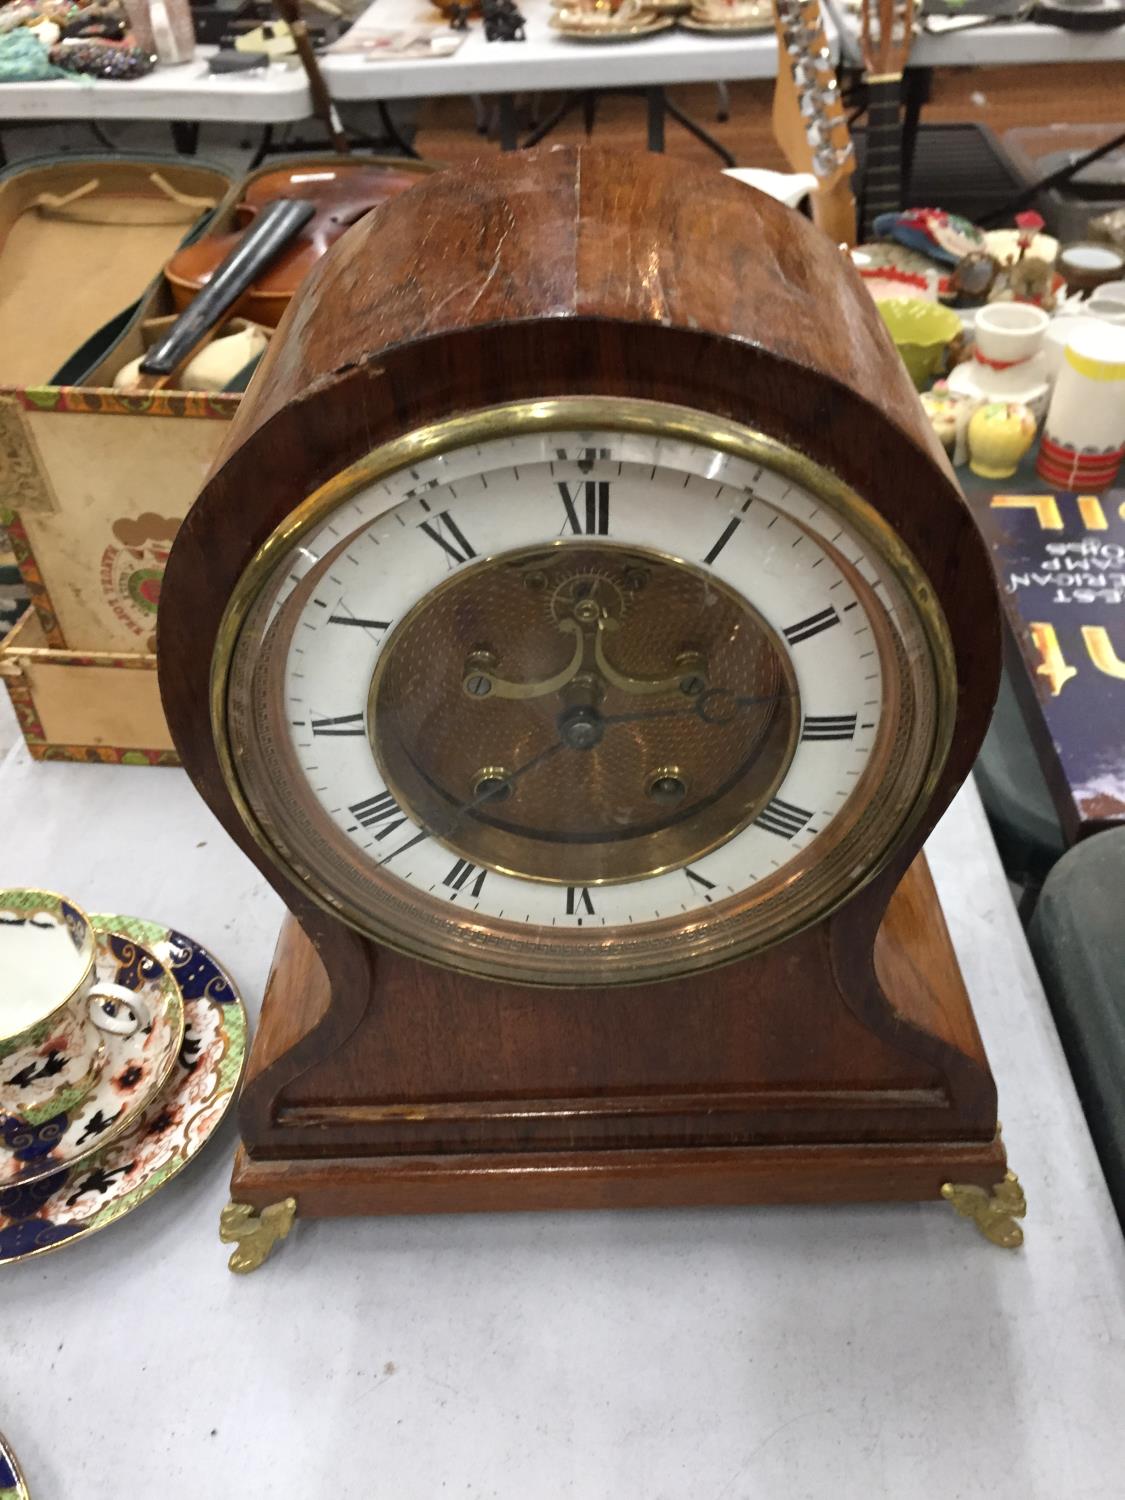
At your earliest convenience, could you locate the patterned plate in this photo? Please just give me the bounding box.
[0,919,246,1265]
[1,928,184,1188]
[0,1430,29,1500]
[549,12,675,37]
[679,12,772,31]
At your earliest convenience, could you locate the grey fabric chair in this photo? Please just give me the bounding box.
[1028,828,1125,1233]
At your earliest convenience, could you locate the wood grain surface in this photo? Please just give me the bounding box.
[158,147,1003,1208]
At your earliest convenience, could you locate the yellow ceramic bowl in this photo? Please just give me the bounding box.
[877,298,964,390]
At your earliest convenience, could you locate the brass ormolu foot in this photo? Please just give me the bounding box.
[941,1171,1026,1248]
[220,1196,297,1272]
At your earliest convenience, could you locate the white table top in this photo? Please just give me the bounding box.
[1,729,1123,1498]
[326,0,784,101]
[0,51,312,123]
[910,18,1125,65]
[828,2,1125,68]
[0,0,783,122]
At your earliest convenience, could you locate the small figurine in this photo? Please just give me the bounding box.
[482,0,525,39]
[968,401,1037,480]
[949,250,998,304]
[872,208,986,267]
[922,384,979,466]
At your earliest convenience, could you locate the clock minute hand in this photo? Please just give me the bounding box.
[379,740,565,867]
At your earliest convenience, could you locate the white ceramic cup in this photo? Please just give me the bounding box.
[1088,296,1125,327]
[974,302,1050,365]
[0,888,149,1124]
[1037,321,1125,492]
[1043,314,1105,381]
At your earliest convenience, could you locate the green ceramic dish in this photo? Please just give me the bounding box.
[877,298,964,390]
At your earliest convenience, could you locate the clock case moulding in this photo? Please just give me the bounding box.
[158,146,1007,1221]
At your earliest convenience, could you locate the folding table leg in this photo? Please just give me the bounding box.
[646,87,666,153]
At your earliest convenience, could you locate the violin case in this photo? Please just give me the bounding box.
[0,153,432,765]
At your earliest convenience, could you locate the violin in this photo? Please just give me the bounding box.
[162,160,430,328]
[133,158,433,389]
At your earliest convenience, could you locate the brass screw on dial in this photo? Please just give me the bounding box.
[646,767,688,804]
[462,649,498,697]
[472,766,513,802]
[675,652,707,697]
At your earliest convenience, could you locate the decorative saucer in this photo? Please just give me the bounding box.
[0,918,246,1265]
[946,353,1051,424]
[549,11,675,37]
[0,1431,29,1500]
[1,927,184,1189]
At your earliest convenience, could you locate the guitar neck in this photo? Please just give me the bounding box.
[861,75,904,240]
[811,181,858,250]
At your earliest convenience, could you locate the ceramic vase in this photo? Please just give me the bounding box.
[1037,322,1125,491]
[968,402,1037,479]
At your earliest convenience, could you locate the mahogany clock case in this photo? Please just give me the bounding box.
[158,147,1005,1216]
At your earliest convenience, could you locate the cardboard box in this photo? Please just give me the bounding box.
[0,153,239,656]
[0,608,175,765]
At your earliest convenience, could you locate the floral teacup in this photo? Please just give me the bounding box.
[0,889,149,1125]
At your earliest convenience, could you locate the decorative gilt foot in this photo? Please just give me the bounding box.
[941,1171,1026,1249]
[219,1196,297,1273]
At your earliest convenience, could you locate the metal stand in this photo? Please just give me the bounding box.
[496,86,735,165]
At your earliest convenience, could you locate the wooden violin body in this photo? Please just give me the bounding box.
[163,158,434,328]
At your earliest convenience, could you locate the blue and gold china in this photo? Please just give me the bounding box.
[1,888,151,1125]
[0,925,184,1190]
[0,919,246,1264]
[0,1428,29,1500]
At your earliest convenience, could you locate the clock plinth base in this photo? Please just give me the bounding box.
[230,852,1008,1227]
[229,1137,1007,1218]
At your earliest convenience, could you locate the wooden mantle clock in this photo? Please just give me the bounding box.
[158,147,1025,1271]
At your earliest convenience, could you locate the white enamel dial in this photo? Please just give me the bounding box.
[223,405,945,985]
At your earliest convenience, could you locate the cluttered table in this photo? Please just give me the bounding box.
[1,742,1124,1497]
[0,0,789,134]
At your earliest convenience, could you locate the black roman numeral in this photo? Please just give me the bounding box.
[801,714,857,742]
[418,511,476,566]
[443,859,487,898]
[348,790,406,840]
[703,517,741,565]
[310,713,365,737]
[754,797,813,839]
[566,886,595,918]
[783,607,840,646]
[685,867,716,902]
[555,446,610,473]
[558,481,610,536]
[327,614,390,631]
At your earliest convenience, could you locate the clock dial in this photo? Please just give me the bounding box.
[220,400,950,985]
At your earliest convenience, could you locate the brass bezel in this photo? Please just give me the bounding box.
[210,397,959,987]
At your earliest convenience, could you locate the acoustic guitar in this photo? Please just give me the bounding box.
[772,0,857,248]
[857,0,918,240]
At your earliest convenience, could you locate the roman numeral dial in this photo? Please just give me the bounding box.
[234,418,923,988]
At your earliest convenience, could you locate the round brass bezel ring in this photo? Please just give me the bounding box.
[209,396,959,988]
